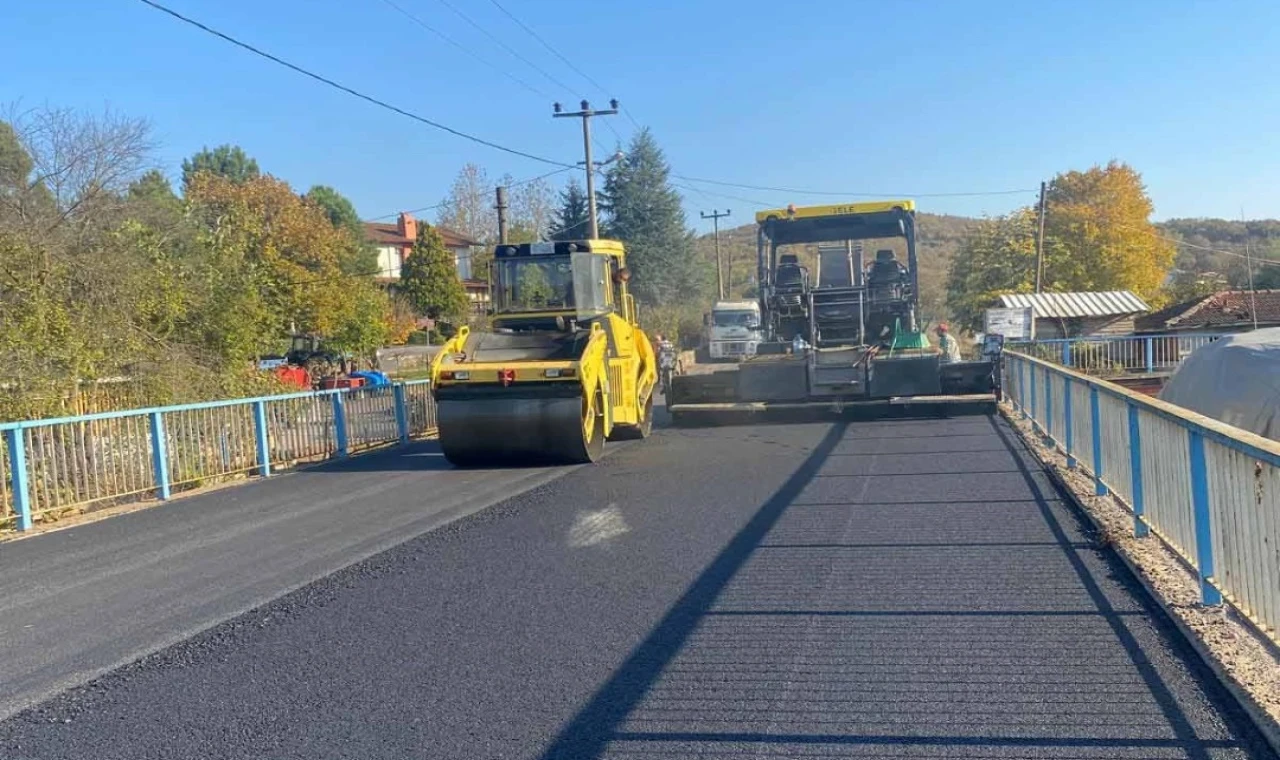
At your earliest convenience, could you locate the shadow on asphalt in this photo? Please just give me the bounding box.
[988,418,1264,759]
[536,422,849,759]
[533,414,1268,760]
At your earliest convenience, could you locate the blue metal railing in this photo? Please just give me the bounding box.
[1005,351,1280,644]
[1008,333,1226,376]
[1,380,436,533]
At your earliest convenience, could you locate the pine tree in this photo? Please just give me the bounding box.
[181,145,260,191]
[400,223,469,324]
[548,178,590,241]
[600,129,707,305]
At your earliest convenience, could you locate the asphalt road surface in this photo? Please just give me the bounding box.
[0,412,1273,759]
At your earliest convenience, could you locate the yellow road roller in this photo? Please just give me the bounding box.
[429,239,657,467]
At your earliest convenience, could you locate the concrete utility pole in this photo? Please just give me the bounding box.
[553,99,618,239]
[495,186,509,245]
[1035,181,1047,293]
[1242,208,1259,331]
[701,209,732,299]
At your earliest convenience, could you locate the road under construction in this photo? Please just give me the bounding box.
[0,409,1274,759]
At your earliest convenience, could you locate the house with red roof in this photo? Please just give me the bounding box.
[363,212,489,316]
[1136,290,1280,335]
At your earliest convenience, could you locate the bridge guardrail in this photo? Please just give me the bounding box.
[1005,351,1280,646]
[1,380,436,533]
[1008,333,1225,376]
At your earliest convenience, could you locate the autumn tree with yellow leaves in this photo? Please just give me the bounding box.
[947,161,1176,330]
[1042,161,1176,298]
[0,103,405,419]
[185,173,406,360]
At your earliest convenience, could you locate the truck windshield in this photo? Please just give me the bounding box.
[713,311,759,328]
[494,256,575,312]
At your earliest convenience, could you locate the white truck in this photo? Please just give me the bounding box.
[706,300,764,361]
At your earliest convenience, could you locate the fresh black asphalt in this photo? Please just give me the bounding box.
[0,414,1272,759]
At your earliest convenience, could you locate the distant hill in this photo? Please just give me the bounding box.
[694,213,1280,319]
[1157,218,1280,289]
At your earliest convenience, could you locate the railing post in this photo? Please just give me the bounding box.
[1043,366,1054,447]
[1029,361,1039,432]
[253,400,271,477]
[4,428,32,532]
[1018,360,1028,419]
[1144,337,1154,374]
[1188,430,1221,606]
[1090,386,1106,495]
[148,412,171,501]
[1063,377,1076,467]
[393,383,410,444]
[1062,341,1072,368]
[332,392,349,458]
[1127,402,1148,538]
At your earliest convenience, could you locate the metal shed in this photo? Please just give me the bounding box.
[997,291,1150,338]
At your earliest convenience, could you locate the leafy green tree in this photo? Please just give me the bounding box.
[0,120,32,191]
[400,223,468,324]
[305,184,361,228]
[124,169,183,230]
[945,208,1041,330]
[304,184,378,275]
[600,128,707,305]
[184,173,385,361]
[549,178,589,241]
[0,119,47,229]
[1252,265,1280,290]
[181,144,260,190]
[127,169,179,208]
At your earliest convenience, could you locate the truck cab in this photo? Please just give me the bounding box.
[707,300,764,361]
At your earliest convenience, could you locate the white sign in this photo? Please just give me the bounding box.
[984,307,1034,340]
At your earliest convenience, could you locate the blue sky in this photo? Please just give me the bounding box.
[3,0,1278,231]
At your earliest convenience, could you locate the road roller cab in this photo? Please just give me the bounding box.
[430,240,657,467]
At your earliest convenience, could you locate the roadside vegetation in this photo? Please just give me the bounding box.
[0,104,420,420]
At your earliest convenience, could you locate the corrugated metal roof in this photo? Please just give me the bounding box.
[998,291,1150,318]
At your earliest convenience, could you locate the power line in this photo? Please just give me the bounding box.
[1119,221,1280,268]
[486,0,608,96]
[671,174,1039,199]
[672,182,774,209]
[619,107,644,132]
[430,0,580,98]
[368,203,446,221]
[482,0,630,147]
[369,166,574,221]
[136,0,573,168]
[376,0,551,101]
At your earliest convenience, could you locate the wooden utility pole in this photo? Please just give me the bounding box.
[495,186,509,244]
[1035,181,1047,293]
[553,100,619,239]
[701,209,731,299]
